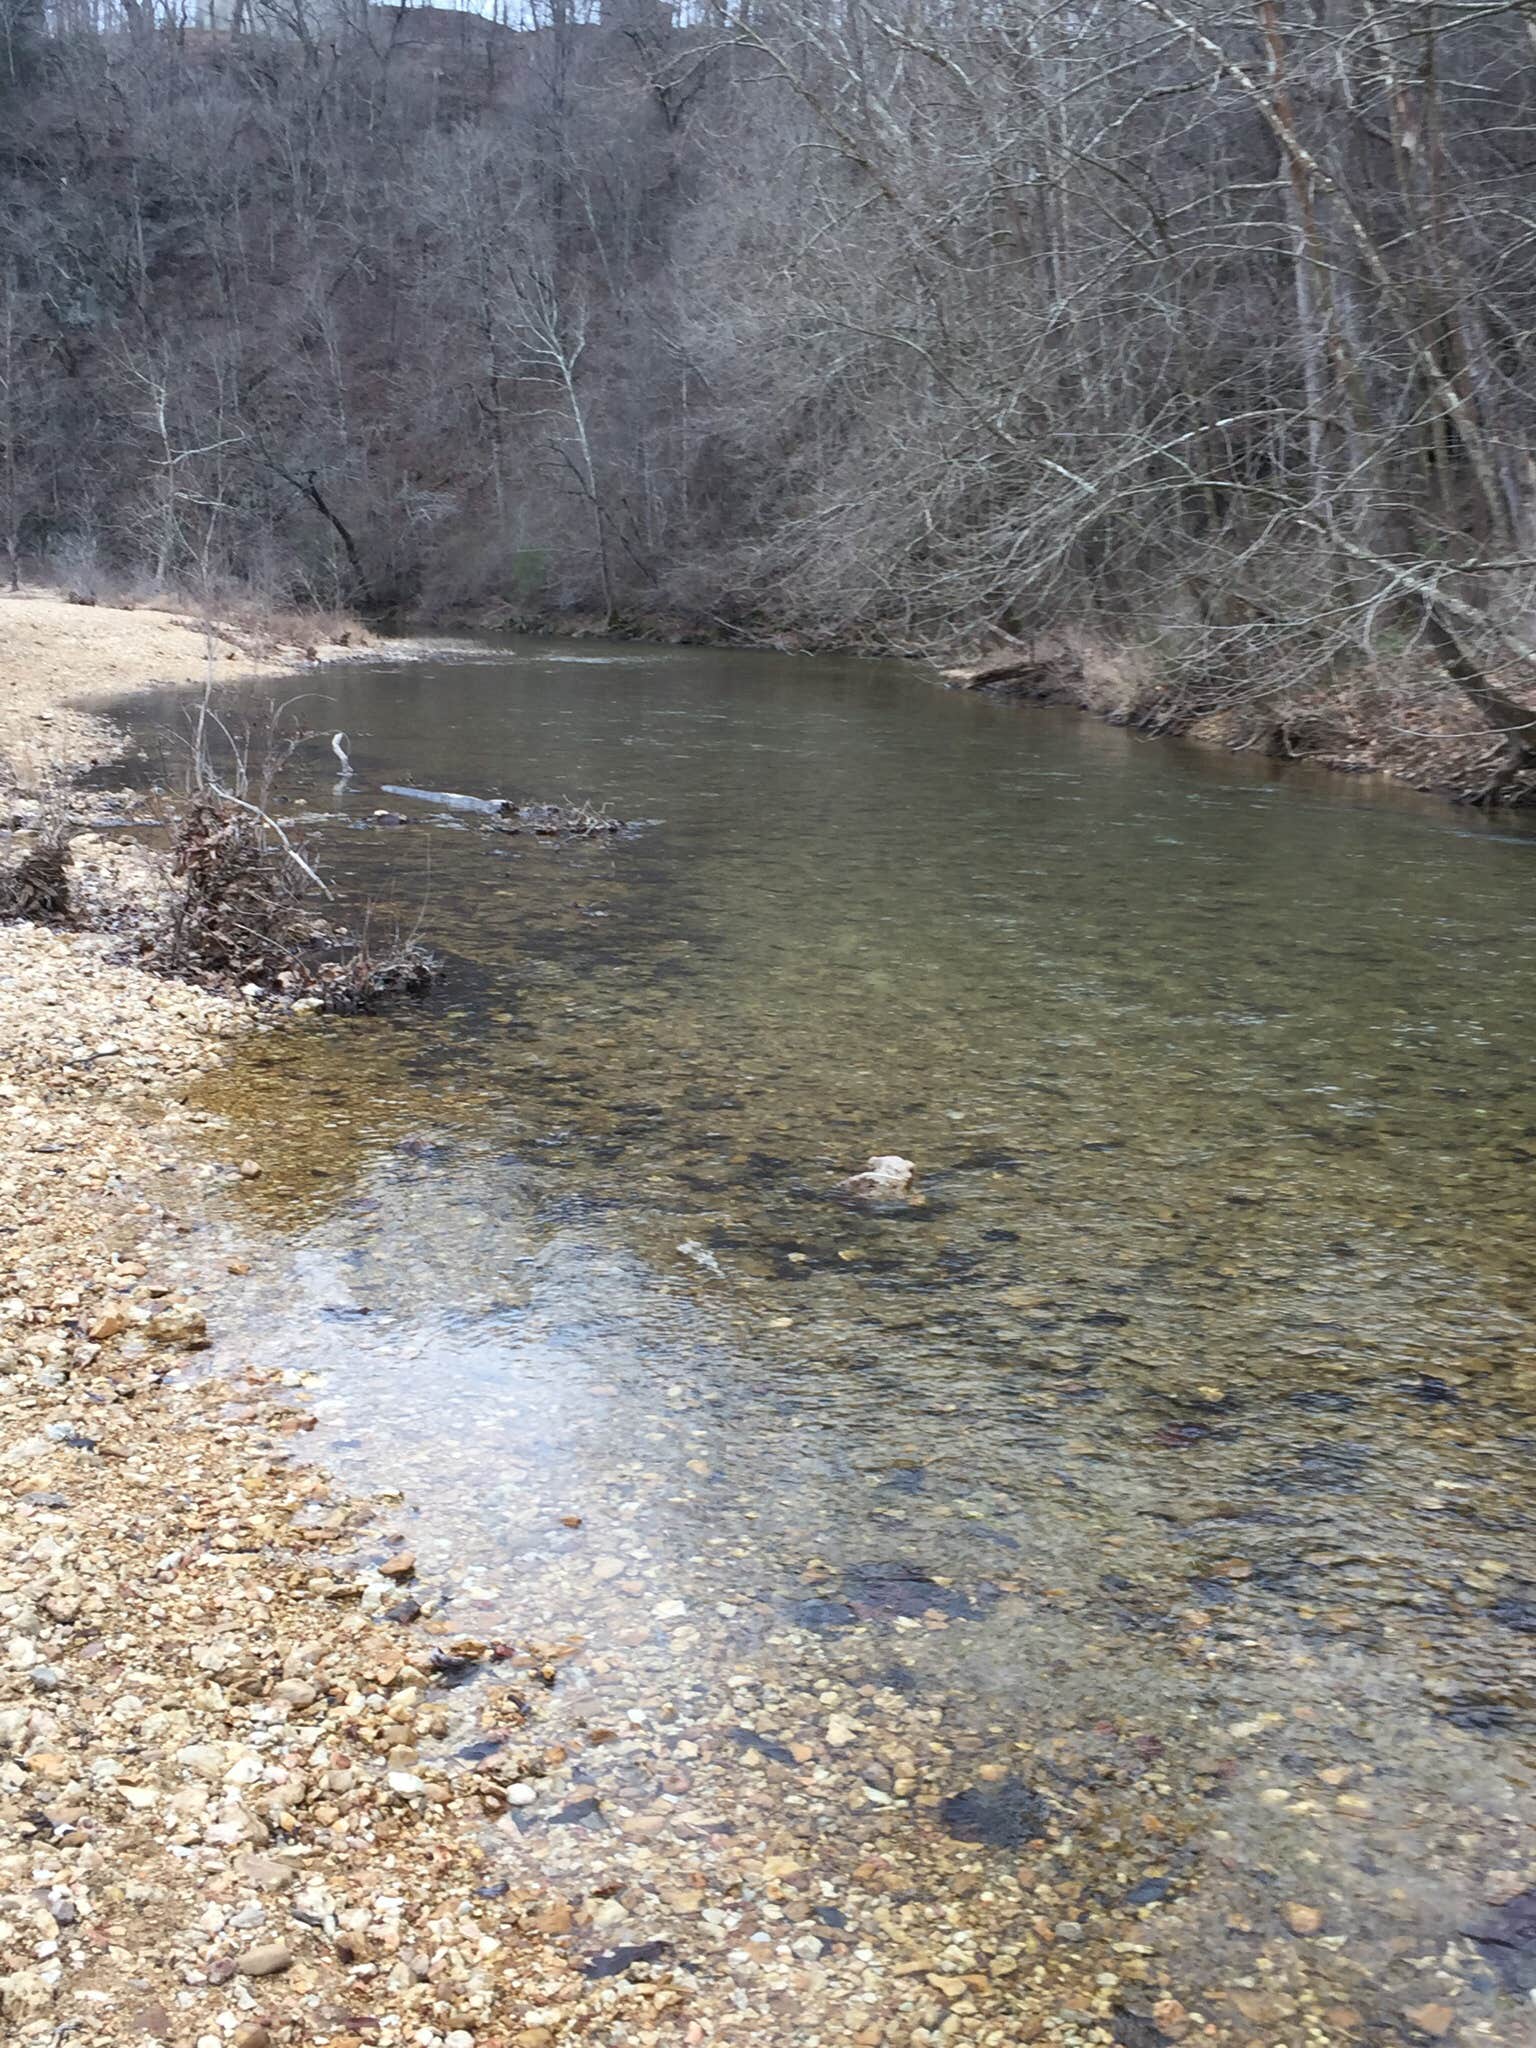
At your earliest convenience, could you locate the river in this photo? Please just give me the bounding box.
[118,640,1536,2044]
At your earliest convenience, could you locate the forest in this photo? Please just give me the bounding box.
[5,0,1536,791]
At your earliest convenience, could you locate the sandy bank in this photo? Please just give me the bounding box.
[0,590,365,792]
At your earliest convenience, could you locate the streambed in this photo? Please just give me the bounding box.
[117,641,1536,2044]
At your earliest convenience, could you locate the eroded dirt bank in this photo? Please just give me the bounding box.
[933,629,1535,805]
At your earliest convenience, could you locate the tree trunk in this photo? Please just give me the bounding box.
[1420,605,1536,796]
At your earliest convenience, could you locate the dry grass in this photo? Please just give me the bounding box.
[938,628,1163,723]
[184,594,370,658]
[1059,628,1163,723]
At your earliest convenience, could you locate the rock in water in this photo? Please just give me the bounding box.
[843,1559,971,1620]
[835,1154,916,1201]
[1463,1888,1536,1991]
[677,1238,725,1278]
[939,1778,1051,1848]
[582,1940,672,1980]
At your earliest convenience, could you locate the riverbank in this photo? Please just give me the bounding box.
[0,926,588,2048]
[0,595,590,2047]
[50,583,1513,814]
[0,589,370,793]
[458,604,1532,808]
[933,628,1535,808]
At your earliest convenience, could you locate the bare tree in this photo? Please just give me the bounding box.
[6,0,1536,793]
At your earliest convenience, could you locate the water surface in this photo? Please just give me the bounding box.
[123,642,1536,2043]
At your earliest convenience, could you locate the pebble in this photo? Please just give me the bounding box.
[235,1943,293,1977]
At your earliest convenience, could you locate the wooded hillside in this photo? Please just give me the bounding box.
[5,2,1536,790]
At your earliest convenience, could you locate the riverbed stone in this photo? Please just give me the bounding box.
[939,1781,1051,1849]
[235,1943,293,1977]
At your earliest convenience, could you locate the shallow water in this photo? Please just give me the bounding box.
[120,643,1536,2041]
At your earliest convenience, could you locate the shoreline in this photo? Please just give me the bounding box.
[0,589,374,793]
[442,606,1528,811]
[5,592,1528,2048]
[0,594,583,2048]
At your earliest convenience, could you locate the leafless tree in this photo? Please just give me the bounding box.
[5,0,1536,791]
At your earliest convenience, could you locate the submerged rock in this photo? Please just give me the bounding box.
[939,1778,1051,1848]
[844,1560,972,1620]
[677,1238,726,1278]
[582,1939,672,1979]
[1112,2013,1174,2048]
[786,1596,858,1632]
[1462,1888,1536,1991]
[835,1154,916,1201]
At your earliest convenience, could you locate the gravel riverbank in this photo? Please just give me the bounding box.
[0,925,589,2048]
[0,596,585,2048]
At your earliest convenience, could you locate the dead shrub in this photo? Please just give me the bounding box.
[0,826,72,923]
[147,694,436,1012]
[303,938,440,1014]
[154,796,319,985]
[494,797,623,839]
[178,594,367,659]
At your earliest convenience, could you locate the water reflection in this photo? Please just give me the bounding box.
[117,641,1536,2042]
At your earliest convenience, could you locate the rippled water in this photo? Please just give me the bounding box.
[120,643,1536,2041]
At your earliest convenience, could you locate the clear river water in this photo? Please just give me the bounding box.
[115,641,1536,2046]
